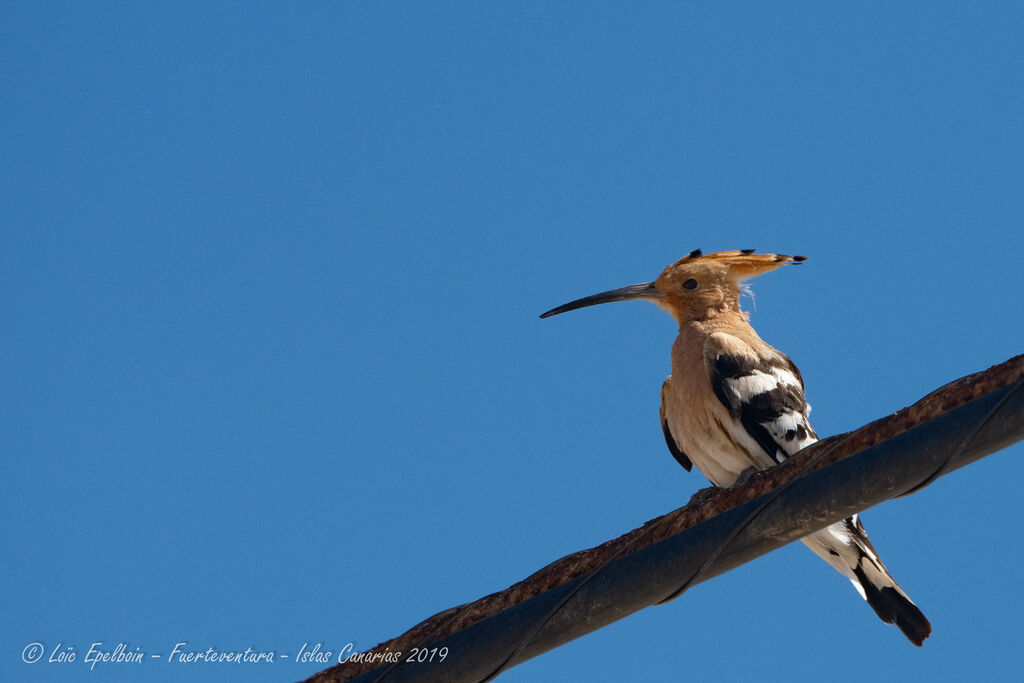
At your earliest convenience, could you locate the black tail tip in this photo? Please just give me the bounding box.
[867,586,932,646]
[900,611,932,647]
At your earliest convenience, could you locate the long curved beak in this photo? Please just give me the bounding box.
[539,282,662,319]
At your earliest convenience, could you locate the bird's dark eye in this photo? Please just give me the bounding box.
[682,278,698,290]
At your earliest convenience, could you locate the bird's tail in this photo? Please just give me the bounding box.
[802,515,931,646]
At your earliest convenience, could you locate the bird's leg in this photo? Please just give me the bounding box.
[686,485,720,507]
[731,466,760,489]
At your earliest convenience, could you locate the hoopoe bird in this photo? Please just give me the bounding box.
[540,249,931,646]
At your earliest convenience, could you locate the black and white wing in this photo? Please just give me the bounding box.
[705,332,818,464]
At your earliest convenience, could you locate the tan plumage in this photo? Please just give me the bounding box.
[542,249,931,646]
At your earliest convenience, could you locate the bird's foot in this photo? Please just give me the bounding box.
[686,486,720,507]
[731,466,760,489]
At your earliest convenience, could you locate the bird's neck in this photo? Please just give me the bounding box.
[670,310,763,374]
[680,309,754,336]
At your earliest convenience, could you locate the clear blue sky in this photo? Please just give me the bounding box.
[3,3,1022,682]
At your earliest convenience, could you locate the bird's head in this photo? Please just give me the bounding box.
[540,249,807,324]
